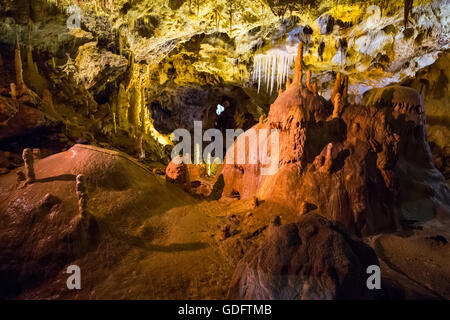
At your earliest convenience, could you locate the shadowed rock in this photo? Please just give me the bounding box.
[228,213,382,300]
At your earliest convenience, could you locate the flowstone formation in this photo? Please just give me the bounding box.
[220,42,450,236]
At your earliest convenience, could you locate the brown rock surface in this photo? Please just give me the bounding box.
[0,144,192,298]
[228,213,382,300]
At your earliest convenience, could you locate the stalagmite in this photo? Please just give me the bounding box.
[259,115,264,124]
[342,75,349,101]
[42,89,59,117]
[22,148,35,183]
[278,88,283,96]
[312,82,317,96]
[286,77,291,89]
[321,143,333,173]
[293,41,303,85]
[331,72,341,102]
[306,70,312,91]
[32,148,41,160]
[10,83,16,99]
[76,174,88,217]
[332,93,342,119]
[138,134,145,159]
[15,46,25,91]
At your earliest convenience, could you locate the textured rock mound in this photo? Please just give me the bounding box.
[0,144,191,298]
[220,43,450,236]
[165,156,187,184]
[165,156,215,197]
[228,213,381,300]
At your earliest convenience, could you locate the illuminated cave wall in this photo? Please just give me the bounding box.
[0,0,448,171]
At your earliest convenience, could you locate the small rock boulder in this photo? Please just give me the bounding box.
[165,156,187,184]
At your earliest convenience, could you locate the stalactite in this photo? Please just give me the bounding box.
[404,0,413,27]
[331,72,341,102]
[253,50,296,94]
[293,41,303,85]
[306,70,312,91]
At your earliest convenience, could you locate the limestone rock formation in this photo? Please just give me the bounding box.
[228,213,381,300]
[0,144,192,299]
[220,44,450,236]
[165,155,187,184]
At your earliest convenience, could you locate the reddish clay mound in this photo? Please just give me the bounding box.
[0,144,191,298]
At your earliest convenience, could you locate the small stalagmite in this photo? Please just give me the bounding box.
[278,88,283,96]
[312,82,318,96]
[331,72,341,102]
[321,143,333,173]
[286,77,291,89]
[76,174,89,217]
[32,148,41,160]
[332,93,343,119]
[293,41,303,85]
[42,89,61,119]
[306,70,312,91]
[14,44,26,93]
[22,148,35,183]
[342,75,349,101]
[259,115,264,124]
[10,83,16,99]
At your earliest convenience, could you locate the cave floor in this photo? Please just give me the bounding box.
[0,145,448,299]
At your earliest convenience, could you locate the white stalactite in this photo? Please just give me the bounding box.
[253,50,296,94]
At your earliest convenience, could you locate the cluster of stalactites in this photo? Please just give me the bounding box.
[252,50,297,94]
